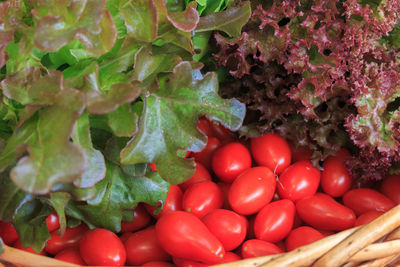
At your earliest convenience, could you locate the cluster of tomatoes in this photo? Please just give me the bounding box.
[1,118,400,266]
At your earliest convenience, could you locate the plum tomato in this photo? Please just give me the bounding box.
[277,160,320,202]
[179,163,212,191]
[79,229,126,266]
[296,193,356,231]
[212,142,252,183]
[197,117,214,137]
[46,212,60,233]
[125,226,171,266]
[0,221,18,245]
[120,204,151,233]
[202,209,248,251]
[321,149,352,197]
[156,211,225,264]
[250,133,291,175]
[221,252,241,263]
[13,239,47,255]
[241,239,283,259]
[381,175,400,204]
[229,167,276,215]
[193,137,221,172]
[45,224,89,255]
[145,185,183,219]
[254,199,295,243]
[142,262,176,267]
[210,121,235,144]
[342,188,395,216]
[285,226,324,251]
[354,210,384,227]
[217,182,232,210]
[54,248,86,265]
[182,181,223,218]
[119,232,133,243]
[290,143,312,163]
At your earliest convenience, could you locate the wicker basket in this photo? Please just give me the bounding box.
[1,205,400,267]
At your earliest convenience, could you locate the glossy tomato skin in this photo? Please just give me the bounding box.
[229,167,276,215]
[125,226,170,266]
[13,239,47,255]
[46,213,60,233]
[45,224,89,255]
[119,232,133,243]
[193,137,221,172]
[354,211,384,227]
[321,149,352,197]
[181,260,209,267]
[212,142,252,183]
[142,261,176,267]
[342,188,395,215]
[182,181,223,218]
[202,209,248,251]
[381,175,400,204]
[120,204,151,232]
[250,133,291,175]
[277,160,320,202]
[156,211,225,264]
[241,239,283,259]
[145,185,183,219]
[254,199,296,243]
[285,226,324,251]
[79,229,126,266]
[179,163,212,191]
[296,193,356,231]
[0,221,18,245]
[221,252,241,263]
[54,248,86,265]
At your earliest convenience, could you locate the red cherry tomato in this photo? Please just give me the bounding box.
[197,117,214,137]
[182,181,223,218]
[156,211,225,264]
[277,160,320,202]
[202,209,247,251]
[145,185,183,219]
[45,213,60,233]
[125,226,171,266]
[290,143,312,163]
[179,163,212,191]
[221,252,241,263]
[342,188,395,215]
[181,260,209,267]
[250,133,291,175]
[149,163,157,172]
[119,232,133,243]
[254,199,295,243]
[285,226,324,251]
[381,175,400,204]
[229,167,276,215]
[218,182,232,210]
[241,239,283,259]
[275,240,286,252]
[296,193,356,231]
[212,142,252,183]
[54,248,86,265]
[79,228,126,266]
[45,224,88,255]
[354,210,384,227]
[321,149,352,197]
[142,261,176,267]
[13,239,47,255]
[173,257,184,267]
[0,221,18,245]
[210,121,235,144]
[193,137,221,172]
[120,204,152,232]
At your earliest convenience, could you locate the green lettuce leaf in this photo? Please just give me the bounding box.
[195,1,251,37]
[67,162,169,232]
[120,62,245,184]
